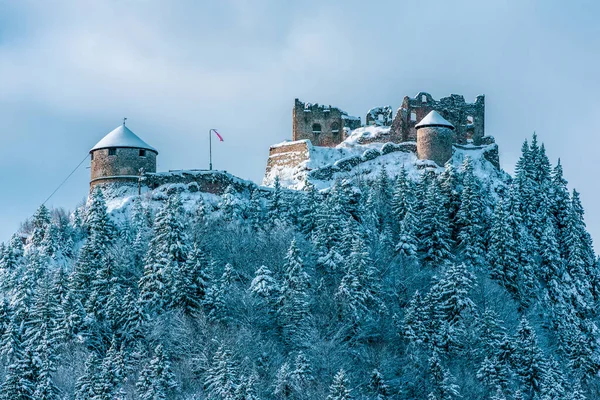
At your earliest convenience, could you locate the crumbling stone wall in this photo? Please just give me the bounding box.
[145,170,257,196]
[390,92,486,145]
[264,140,311,178]
[90,147,157,189]
[292,99,361,147]
[366,106,393,126]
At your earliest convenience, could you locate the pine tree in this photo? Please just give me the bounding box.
[419,180,453,267]
[75,352,102,400]
[277,240,311,346]
[246,189,266,232]
[235,372,260,400]
[395,207,419,258]
[204,345,238,400]
[299,182,320,236]
[327,369,352,400]
[391,166,414,228]
[220,184,245,223]
[367,369,390,399]
[250,265,280,311]
[0,349,36,400]
[30,204,51,248]
[314,194,345,276]
[173,243,208,315]
[476,355,509,392]
[335,237,380,326]
[474,309,507,359]
[131,199,152,269]
[550,159,571,258]
[488,197,519,294]
[136,345,178,400]
[139,193,190,315]
[439,161,461,235]
[268,176,287,226]
[72,187,114,300]
[0,235,23,291]
[428,352,460,400]
[402,290,429,345]
[204,263,234,323]
[40,223,63,260]
[512,316,545,396]
[121,288,144,345]
[97,338,126,399]
[570,380,587,400]
[489,386,507,400]
[291,352,314,393]
[455,157,486,270]
[273,362,294,399]
[431,263,476,326]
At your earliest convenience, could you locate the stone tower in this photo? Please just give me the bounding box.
[416,110,455,167]
[89,122,158,189]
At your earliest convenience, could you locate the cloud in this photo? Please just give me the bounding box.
[1,0,600,247]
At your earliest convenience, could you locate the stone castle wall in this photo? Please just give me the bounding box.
[145,170,258,196]
[90,147,157,189]
[292,99,360,147]
[264,140,311,178]
[391,92,485,144]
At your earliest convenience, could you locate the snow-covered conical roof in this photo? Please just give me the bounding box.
[414,110,454,130]
[90,124,157,153]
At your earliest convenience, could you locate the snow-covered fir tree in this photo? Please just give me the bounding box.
[0,133,598,399]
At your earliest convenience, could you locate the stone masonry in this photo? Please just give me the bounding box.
[390,92,486,144]
[90,147,157,189]
[264,140,311,178]
[292,99,361,147]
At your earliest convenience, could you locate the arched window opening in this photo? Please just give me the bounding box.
[467,115,474,124]
[421,95,427,103]
[410,111,417,122]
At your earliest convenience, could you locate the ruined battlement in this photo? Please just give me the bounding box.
[390,92,486,145]
[292,99,361,147]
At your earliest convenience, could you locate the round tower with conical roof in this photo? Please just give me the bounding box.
[89,122,158,189]
[415,110,455,167]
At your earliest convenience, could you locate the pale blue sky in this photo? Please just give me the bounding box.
[1,0,599,246]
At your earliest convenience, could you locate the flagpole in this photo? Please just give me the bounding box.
[209,128,213,170]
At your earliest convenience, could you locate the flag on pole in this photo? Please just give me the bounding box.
[213,129,224,142]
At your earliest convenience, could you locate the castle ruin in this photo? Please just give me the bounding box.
[391,92,487,145]
[266,92,498,178]
[292,99,361,146]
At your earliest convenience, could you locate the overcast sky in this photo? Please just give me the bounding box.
[1,0,599,247]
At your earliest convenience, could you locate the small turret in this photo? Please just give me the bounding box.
[89,122,158,189]
[415,111,455,166]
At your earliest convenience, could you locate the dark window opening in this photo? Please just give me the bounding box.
[90,152,94,161]
[108,148,117,156]
[312,123,322,133]
[331,122,340,133]
[139,149,146,157]
[466,130,474,142]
